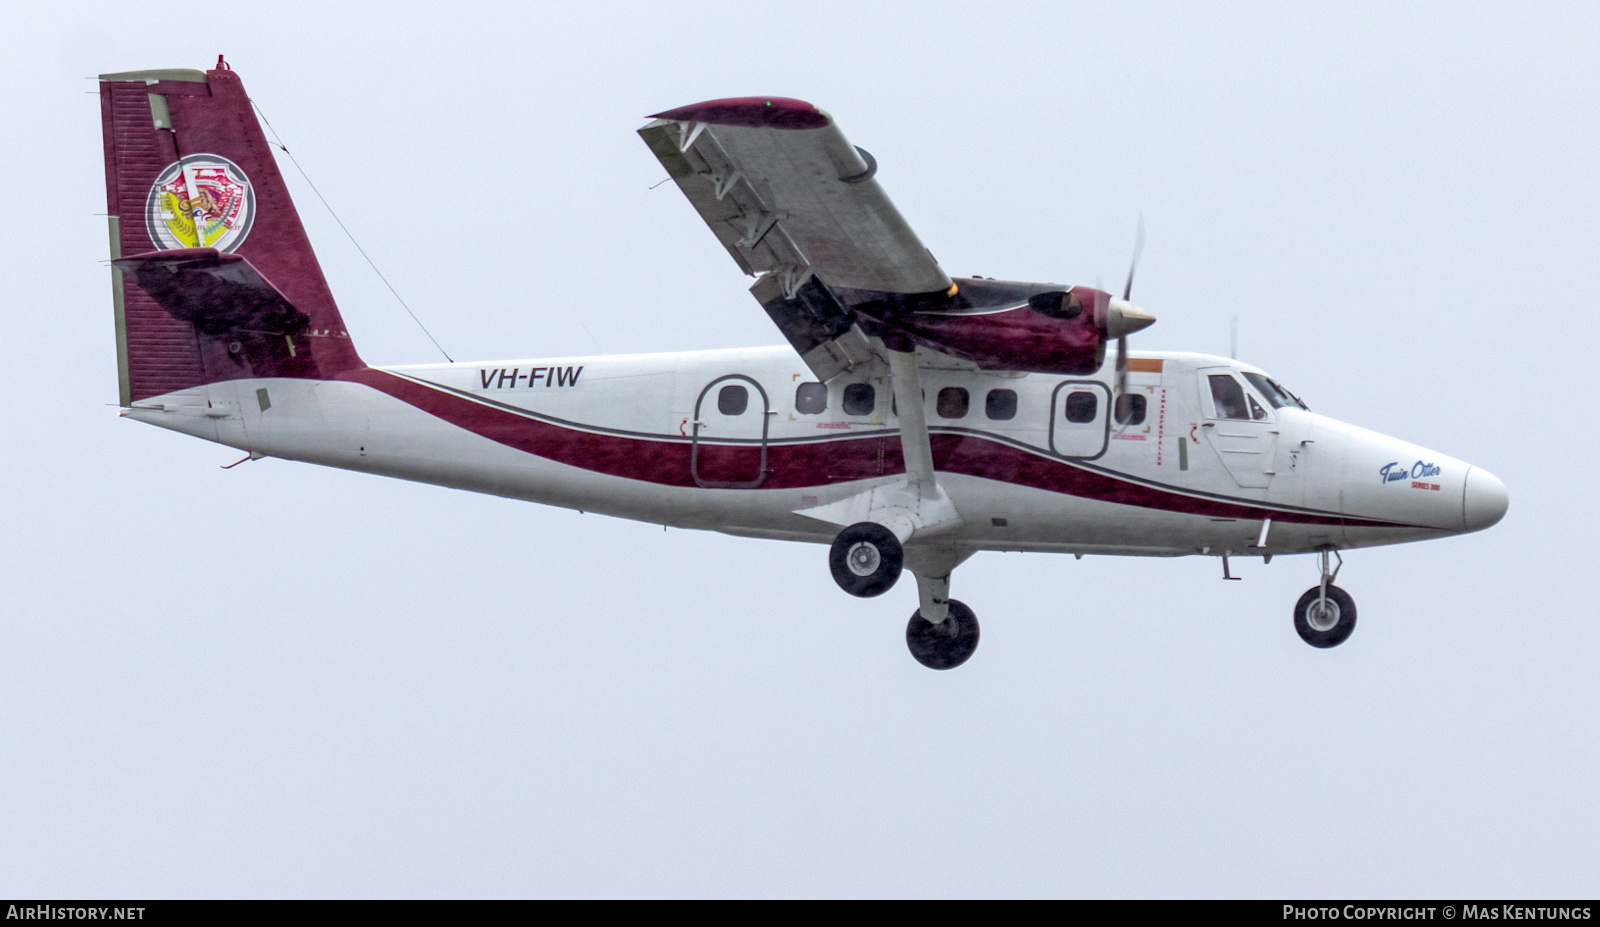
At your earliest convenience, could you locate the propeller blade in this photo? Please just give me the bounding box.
[1120,214,1145,401]
[1116,334,1129,399]
[1116,214,1145,401]
[1122,213,1145,302]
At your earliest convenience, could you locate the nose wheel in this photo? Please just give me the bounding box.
[1295,550,1357,648]
[1294,584,1357,647]
[906,599,980,670]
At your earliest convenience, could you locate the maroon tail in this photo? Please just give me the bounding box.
[99,60,363,405]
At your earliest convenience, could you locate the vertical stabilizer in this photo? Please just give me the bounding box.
[99,60,362,404]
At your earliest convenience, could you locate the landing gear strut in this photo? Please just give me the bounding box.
[906,599,980,670]
[828,522,903,597]
[1294,550,1357,648]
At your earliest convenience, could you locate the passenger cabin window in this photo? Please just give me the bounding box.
[937,387,969,419]
[795,381,827,415]
[1115,393,1146,425]
[1208,375,1252,420]
[986,388,1017,421]
[718,384,748,416]
[1064,390,1098,423]
[843,383,876,417]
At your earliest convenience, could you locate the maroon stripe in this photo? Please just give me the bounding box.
[343,368,1407,528]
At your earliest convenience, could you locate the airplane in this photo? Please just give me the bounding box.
[95,61,1508,670]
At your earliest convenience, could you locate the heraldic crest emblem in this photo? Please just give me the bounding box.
[144,153,256,252]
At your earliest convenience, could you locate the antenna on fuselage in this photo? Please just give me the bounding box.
[1229,314,1239,360]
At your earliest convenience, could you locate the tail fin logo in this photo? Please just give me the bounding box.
[144,153,256,252]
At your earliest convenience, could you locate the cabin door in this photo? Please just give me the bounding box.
[1049,381,1111,459]
[691,375,770,488]
[1196,367,1277,489]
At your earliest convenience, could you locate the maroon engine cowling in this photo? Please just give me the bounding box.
[861,285,1111,375]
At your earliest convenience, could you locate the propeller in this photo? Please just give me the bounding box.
[1110,215,1151,399]
[1029,218,1154,391]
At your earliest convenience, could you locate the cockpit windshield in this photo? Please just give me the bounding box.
[1242,372,1309,411]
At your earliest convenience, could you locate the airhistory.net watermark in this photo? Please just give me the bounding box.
[5,907,145,921]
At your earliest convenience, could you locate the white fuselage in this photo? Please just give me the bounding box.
[121,344,1499,558]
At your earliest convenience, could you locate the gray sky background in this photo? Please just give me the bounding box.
[1,0,1596,897]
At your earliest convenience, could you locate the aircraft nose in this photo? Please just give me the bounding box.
[1463,466,1509,532]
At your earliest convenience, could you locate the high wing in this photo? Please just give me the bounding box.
[639,98,952,381]
[640,98,1152,384]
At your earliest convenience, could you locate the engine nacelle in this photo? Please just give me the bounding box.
[863,284,1155,375]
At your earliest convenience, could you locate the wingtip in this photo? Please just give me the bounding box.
[649,97,829,130]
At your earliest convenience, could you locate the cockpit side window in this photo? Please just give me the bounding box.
[1242,371,1308,411]
[1248,393,1268,420]
[1242,372,1284,409]
[1208,374,1251,420]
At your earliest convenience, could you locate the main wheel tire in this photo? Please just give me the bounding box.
[828,522,903,597]
[1294,584,1357,648]
[906,599,980,670]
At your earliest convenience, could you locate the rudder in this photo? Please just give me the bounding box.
[100,59,362,405]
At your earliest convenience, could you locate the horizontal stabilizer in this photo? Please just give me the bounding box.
[113,248,309,337]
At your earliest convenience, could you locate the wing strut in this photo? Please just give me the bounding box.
[793,347,961,553]
[887,348,935,496]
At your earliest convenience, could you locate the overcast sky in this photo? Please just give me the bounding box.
[1,0,1595,898]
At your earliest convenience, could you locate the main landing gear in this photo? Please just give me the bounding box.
[1295,550,1357,648]
[828,522,903,597]
[829,523,981,669]
[906,599,980,670]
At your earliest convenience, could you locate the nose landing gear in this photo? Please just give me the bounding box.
[1295,550,1357,648]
